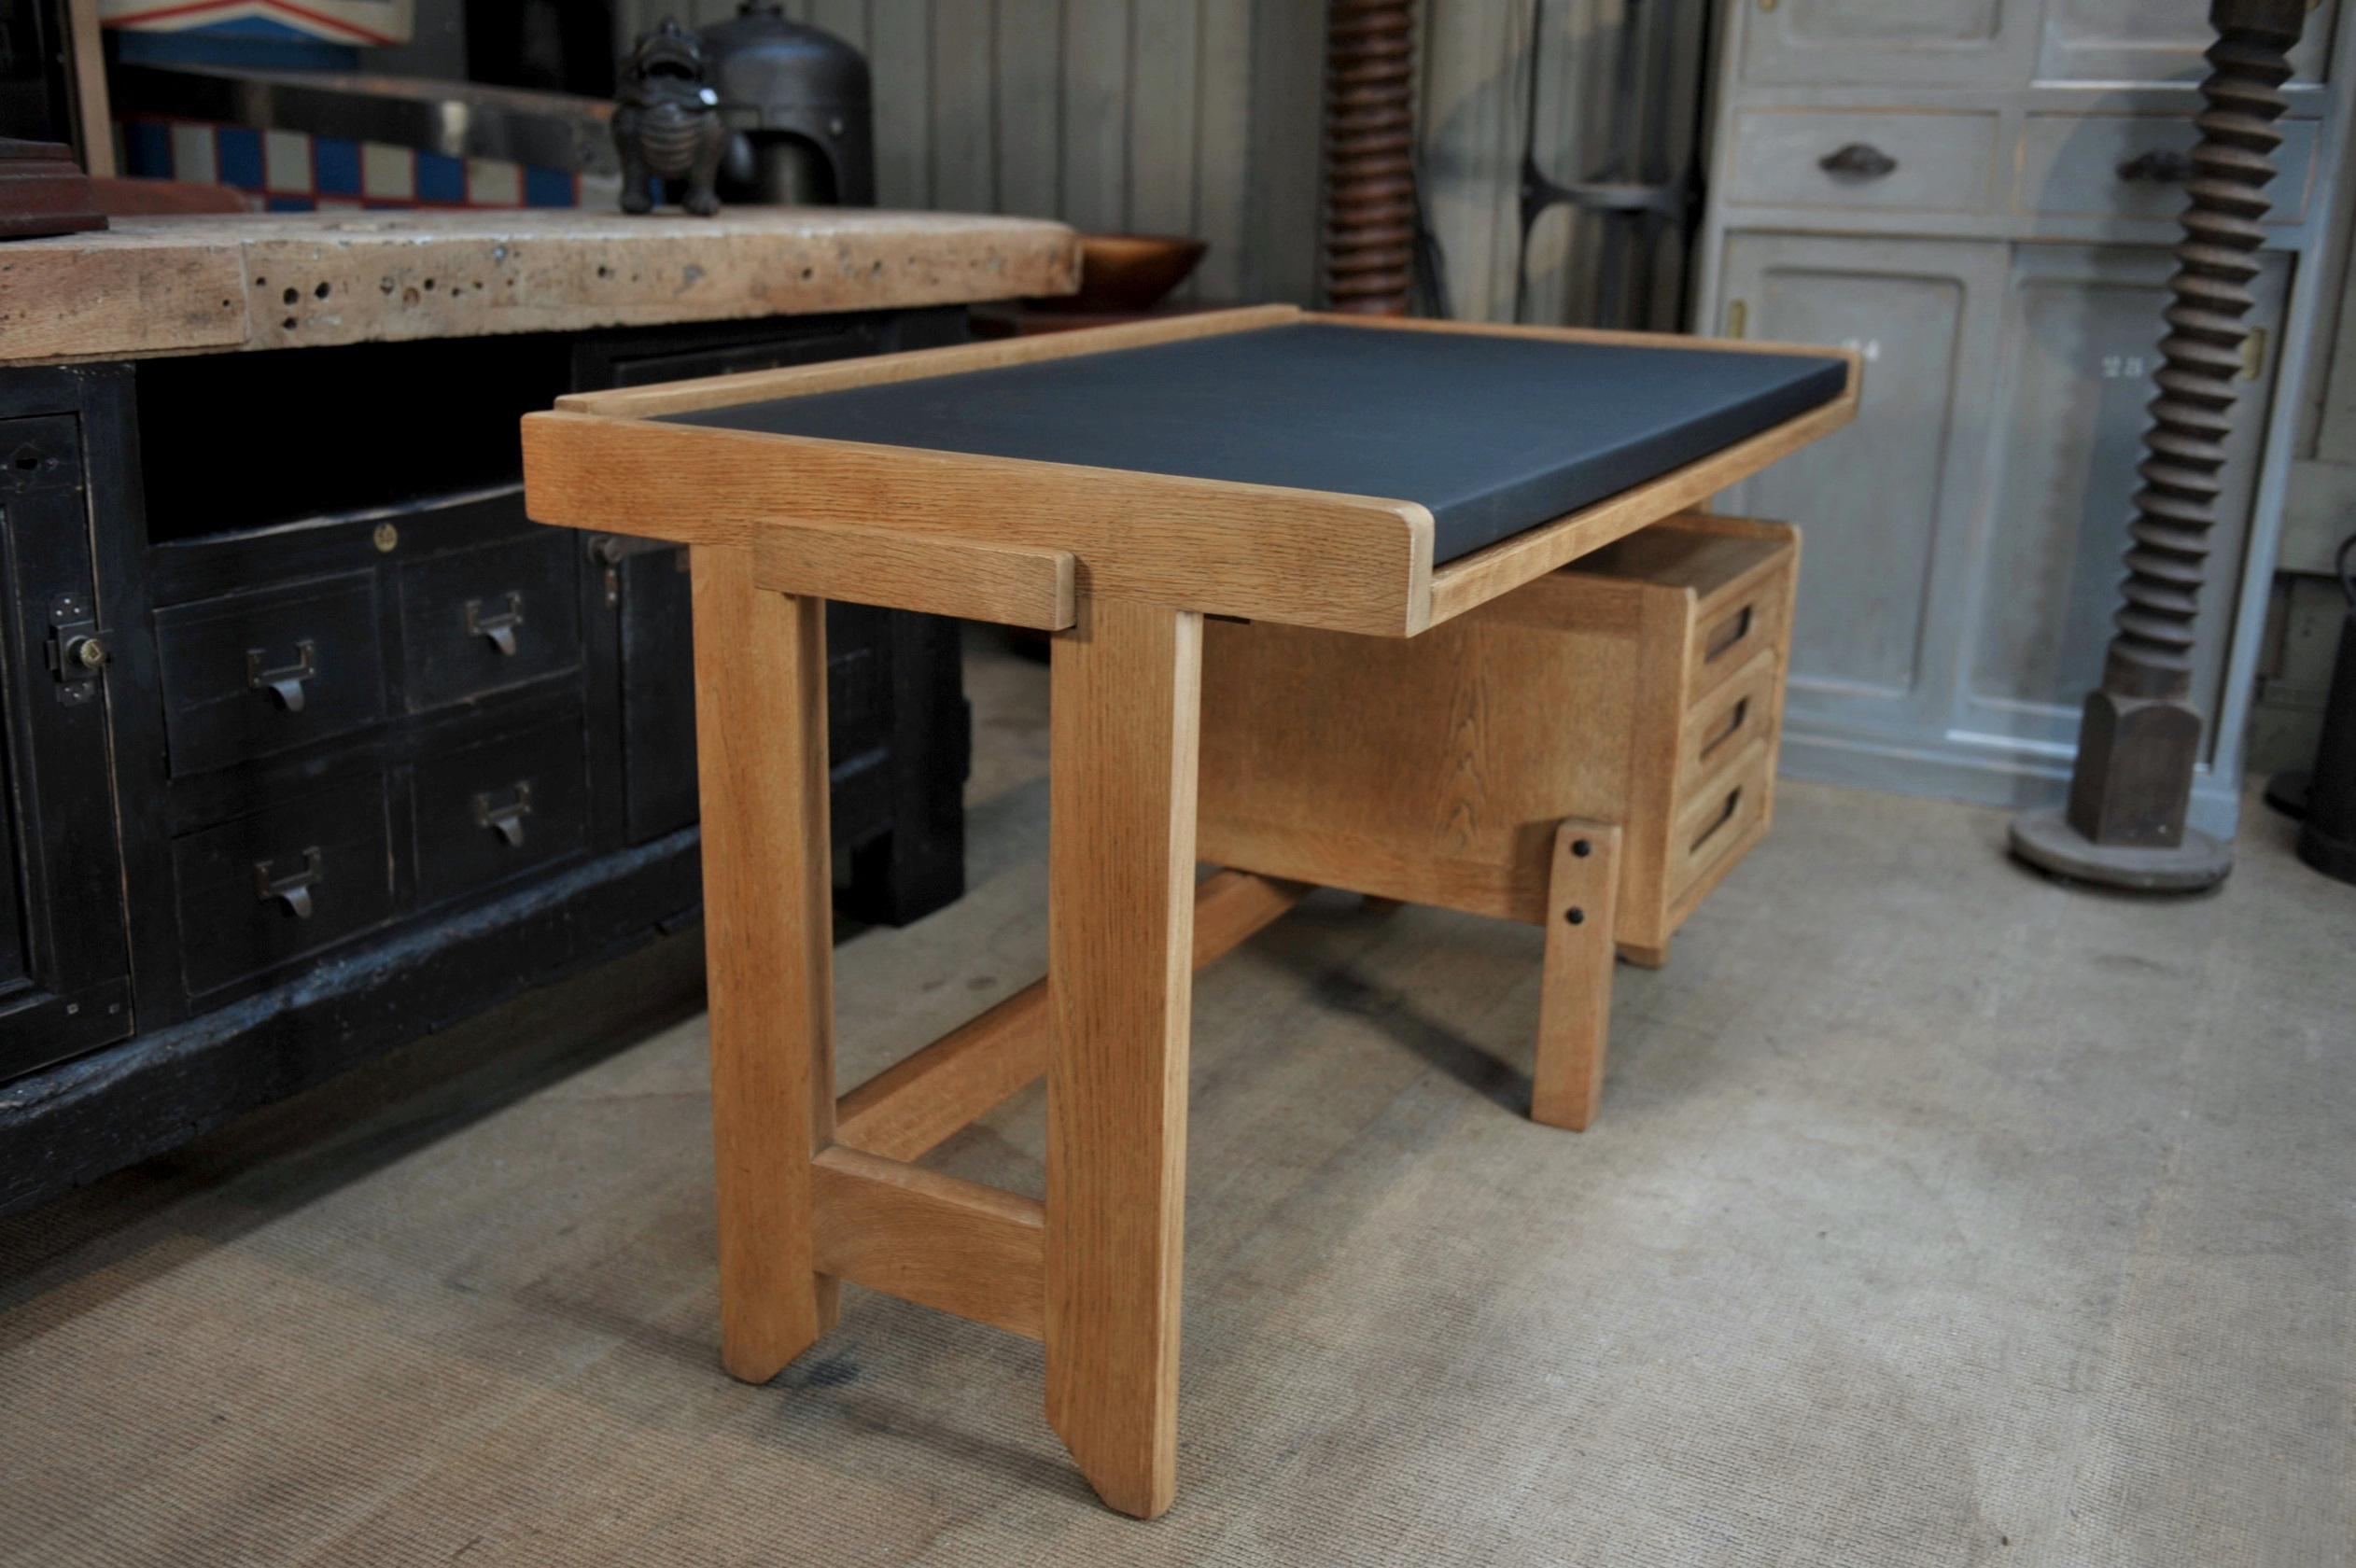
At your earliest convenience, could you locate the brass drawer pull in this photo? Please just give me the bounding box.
[465,592,525,656]
[1704,603,1755,663]
[474,780,535,847]
[1818,142,1896,179]
[246,640,316,712]
[254,847,324,919]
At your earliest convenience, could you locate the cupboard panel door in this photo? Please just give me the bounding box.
[1715,233,2009,736]
[0,413,133,1082]
[2037,0,2337,87]
[1741,0,2036,88]
[1957,244,2290,757]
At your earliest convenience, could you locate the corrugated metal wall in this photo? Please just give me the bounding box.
[616,0,1704,323]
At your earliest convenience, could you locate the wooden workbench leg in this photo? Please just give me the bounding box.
[1044,595,1202,1520]
[1531,819,1622,1132]
[690,547,839,1383]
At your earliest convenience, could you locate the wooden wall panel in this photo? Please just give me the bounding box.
[611,0,1675,319]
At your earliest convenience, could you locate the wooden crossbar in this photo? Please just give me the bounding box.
[810,1145,1046,1338]
[834,869,1310,1163]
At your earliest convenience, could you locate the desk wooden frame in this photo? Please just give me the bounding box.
[521,304,1858,1519]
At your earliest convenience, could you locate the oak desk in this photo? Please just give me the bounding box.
[521,304,1857,1519]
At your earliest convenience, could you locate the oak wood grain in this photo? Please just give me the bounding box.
[750,520,1075,629]
[522,410,1434,636]
[1045,595,1201,1520]
[689,552,838,1383]
[810,1145,1046,1339]
[832,869,1309,1164]
[1531,820,1622,1132]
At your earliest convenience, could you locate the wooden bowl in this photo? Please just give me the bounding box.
[1034,233,1209,313]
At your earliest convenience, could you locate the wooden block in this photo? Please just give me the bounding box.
[522,409,1433,637]
[750,520,1076,629]
[1531,819,1622,1131]
[1045,595,1200,1520]
[811,1146,1045,1339]
[833,869,1309,1164]
[690,551,837,1383]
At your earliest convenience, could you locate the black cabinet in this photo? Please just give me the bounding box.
[0,399,134,1082]
[0,308,973,1213]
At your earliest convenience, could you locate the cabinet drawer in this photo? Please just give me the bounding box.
[156,573,388,777]
[1687,562,1790,703]
[1666,739,1773,908]
[2015,114,2319,228]
[1680,645,1781,778]
[412,715,590,903]
[1726,110,1998,215]
[172,781,396,1000]
[398,532,582,712]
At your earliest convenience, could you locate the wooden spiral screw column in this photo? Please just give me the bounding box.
[2011,0,2306,891]
[1321,0,1416,315]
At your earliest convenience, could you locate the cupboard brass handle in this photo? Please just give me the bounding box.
[466,593,525,657]
[246,640,316,712]
[254,847,323,919]
[474,781,534,847]
[1818,143,1896,179]
[2118,148,2196,184]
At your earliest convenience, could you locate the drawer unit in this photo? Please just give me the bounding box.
[1725,110,1999,215]
[2015,114,2320,226]
[411,714,590,904]
[155,572,388,777]
[171,779,397,1001]
[398,531,582,712]
[1199,514,1801,963]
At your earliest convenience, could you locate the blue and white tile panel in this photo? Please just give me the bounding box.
[119,119,589,211]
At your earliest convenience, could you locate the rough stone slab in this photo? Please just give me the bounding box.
[0,208,1080,365]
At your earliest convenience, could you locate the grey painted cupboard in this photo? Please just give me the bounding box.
[1693,0,2350,834]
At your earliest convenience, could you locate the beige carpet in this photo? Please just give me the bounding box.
[2,635,2350,1567]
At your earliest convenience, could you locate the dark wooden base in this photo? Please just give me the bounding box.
[0,139,105,239]
[0,828,701,1218]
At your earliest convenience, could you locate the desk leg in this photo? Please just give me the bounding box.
[690,548,839,1382]
[1045,595,1202,1519]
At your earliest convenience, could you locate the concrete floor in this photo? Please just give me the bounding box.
[2,636,2350,1567]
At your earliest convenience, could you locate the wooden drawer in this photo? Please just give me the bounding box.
[1667,737,1774,910]
[1681,645,1780,778]
[1687,560,1789,703]
[2014,114,2319,227]
[156,572,388,777]
[397,531,582,712]
[1725,110,1998,215]
[412,713,590,904]
[172,780,396,1001]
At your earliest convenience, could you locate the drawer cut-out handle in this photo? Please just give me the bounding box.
[2118,148,2195,184]
[1818,143,1896,179]
[473,780,535,847]
[1700,696,1751,762]
[466,592,525,657]
[1704,603,1755,663]
[1690,788,1742,855]
[254,847,323,919]
[246,640,316,712]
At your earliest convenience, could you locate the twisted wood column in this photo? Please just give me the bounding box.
[1321,0,1417,315]
[2013,0,2305,889]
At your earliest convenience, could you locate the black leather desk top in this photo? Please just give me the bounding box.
[665,323,1847,565]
